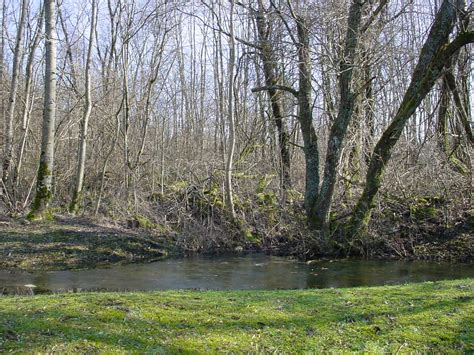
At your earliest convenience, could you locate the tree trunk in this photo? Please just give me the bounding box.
[70,0,97,214]
[437,76,469,174]
[224,0,236,219]
[445,68,473,145]
[350,0,472,237]
[296,16,319,220]
[95,100,122,216]
[2,0,27,191]
[255,0,292,197]
[314,0,363,238]
[363,64,375,165]
[14,5,44,190]
[28,0,57,220]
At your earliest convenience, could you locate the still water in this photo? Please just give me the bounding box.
[1,254,473,292]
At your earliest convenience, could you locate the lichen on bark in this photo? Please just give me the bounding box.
[27,162,53,220]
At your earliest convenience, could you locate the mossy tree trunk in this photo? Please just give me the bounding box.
[350,0,473,238]
[28,0,57,220]
[295,16,320,220]
[314,0,364,239]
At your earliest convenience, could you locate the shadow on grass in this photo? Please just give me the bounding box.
[0,281,472,352]
[0,228,168,271]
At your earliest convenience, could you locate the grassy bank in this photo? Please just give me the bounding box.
[1,213,471,272]
[0,216,172,270]
[1,279,472,353]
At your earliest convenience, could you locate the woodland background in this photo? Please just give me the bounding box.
[0,0,472,257]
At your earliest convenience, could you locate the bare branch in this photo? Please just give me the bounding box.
[251,85,299,97]
[360,0,389,33]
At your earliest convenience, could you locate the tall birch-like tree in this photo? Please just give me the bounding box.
[28,0,57,219]
[224,0,236,219]
[2,0,27,194]
[14,5,44,193]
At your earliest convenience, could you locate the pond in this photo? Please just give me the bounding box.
[1,254,473,293]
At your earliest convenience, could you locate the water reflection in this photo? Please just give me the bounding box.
[0,255,472,292]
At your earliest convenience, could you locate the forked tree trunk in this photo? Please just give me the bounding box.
[350,0,473,238]
[314,0,364,239]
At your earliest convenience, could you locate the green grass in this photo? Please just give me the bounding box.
[1,279,473,353]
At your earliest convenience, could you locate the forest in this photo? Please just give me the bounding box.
[0,0,473,352]
[0,0,472,259]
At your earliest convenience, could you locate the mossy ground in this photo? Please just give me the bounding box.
[0,216,172,270]
[0,279,472,353]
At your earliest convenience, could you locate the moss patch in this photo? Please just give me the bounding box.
[0,279,472,352]
[27,162,53,221]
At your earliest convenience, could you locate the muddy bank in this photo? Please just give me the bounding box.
[0,216,173,271]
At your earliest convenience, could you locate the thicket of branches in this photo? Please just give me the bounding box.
[0,0,472,254]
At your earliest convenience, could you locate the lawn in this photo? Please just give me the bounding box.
[0,279,472,353]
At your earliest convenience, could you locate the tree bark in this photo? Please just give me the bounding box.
[314,0,364,237]
[224,0,236,219]
[70,0,97,214]
[295,16,319,220]
[2,0,27,190]
[255,0,292,197]
[28,0,57,219]
[350,0,472,237]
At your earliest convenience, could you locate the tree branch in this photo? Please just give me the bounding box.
[360,0,389,33]
[442,31,474,58]
[288,140,304,150]
[194,2,262,50]
[251,85,299,97]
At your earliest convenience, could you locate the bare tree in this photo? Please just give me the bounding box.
[225,0,236,219]
[28,0,57,219]
[14,5,44,194]
[69,0,97,214]
[314,0,364,240]
[350,0,474,238]
[2,0,27,197]
[255,0,292,197]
